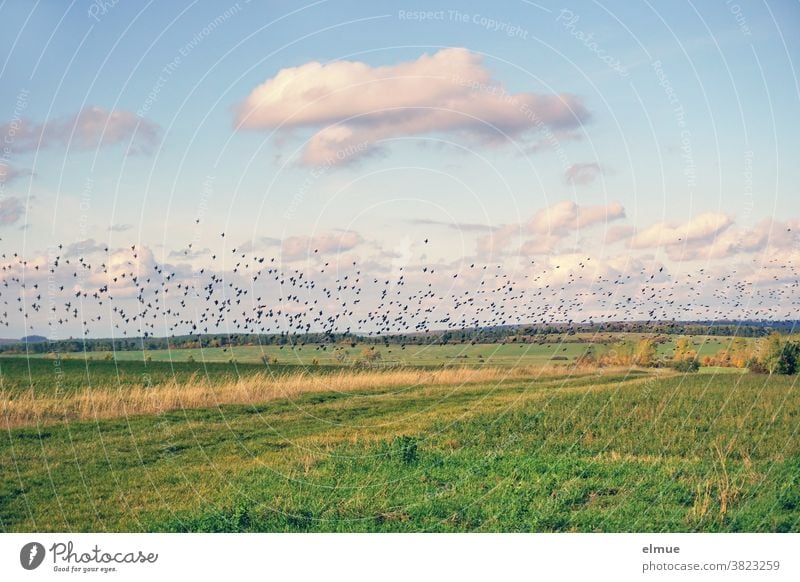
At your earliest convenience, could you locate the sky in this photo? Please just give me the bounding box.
[0,0,798,338]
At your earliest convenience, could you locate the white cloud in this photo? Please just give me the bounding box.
[83,246,157,297]
[281,230,363,260]
[629,212,732,250]
[235,48,590,165]
[477,200,625,256]
[666,218,799,261]
[527,200,625,235]
[0,107,160,155]
[564,162,602,185]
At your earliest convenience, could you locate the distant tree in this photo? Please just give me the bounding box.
[759,333,799,375]
[730,337,752,368]
[612,339,635,366]
[672,337,697,362]
[632,339,657,367]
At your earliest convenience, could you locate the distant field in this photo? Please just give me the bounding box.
[7,335,749,367]
[1,356,796,532]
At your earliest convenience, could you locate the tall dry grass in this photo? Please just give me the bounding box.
[2,365,581,429]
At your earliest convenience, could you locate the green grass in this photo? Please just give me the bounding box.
[12,342,590,367]
[0,357,319,398]
[697,366,748,375]
[6,334,750,368]
[1,356,797,532]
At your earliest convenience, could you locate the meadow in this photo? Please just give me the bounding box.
[15,334,743,366]
[1,337,797,532]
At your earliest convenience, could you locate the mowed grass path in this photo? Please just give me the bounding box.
[1,359,797,532]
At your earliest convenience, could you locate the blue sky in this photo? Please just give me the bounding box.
[2,1,798,237]
[0,1,798,335]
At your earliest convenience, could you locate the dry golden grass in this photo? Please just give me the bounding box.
[2,365,588,429]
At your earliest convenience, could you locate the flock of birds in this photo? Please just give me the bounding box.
[0,224,797,347]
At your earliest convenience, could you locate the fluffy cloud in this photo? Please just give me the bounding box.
[84,246,158,296]
[526,252,663,288]
[281,230,363,260]
[489,209,795,263]
[235,48,590,165]
[666,218,799,261]
[629,212,733,250]
[0,196,26,226]
[564,162,602,185]
[527,200,625,235]
[478,200,625,256]
[0,107,160,155]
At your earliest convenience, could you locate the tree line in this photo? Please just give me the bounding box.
[0,320,794,355]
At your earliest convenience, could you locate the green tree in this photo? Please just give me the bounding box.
[760,333,799,375]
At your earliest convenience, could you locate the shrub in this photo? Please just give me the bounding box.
[356,346,382,368]
[574,347,597,367]
[746,356,768,374]
[671,358,700,373]
[595,339,659,367]
[393,435,419,465]
[332,342,350,364]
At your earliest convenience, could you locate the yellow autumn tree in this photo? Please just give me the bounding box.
[672,337,697,362]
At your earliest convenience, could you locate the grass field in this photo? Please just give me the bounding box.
[1,353,797,532]
[9,336,747,367]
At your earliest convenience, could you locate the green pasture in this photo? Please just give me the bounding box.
[1,357,796,532]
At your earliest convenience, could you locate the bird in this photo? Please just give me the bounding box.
[0,213,795,363]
